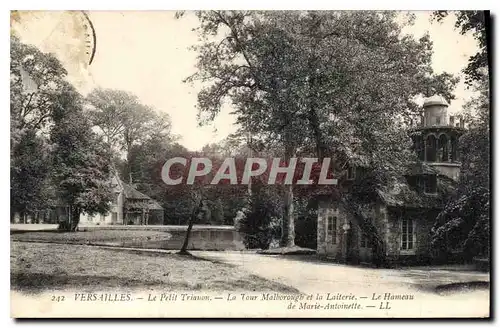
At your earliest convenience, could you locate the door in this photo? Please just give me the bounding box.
[325,215,339,256]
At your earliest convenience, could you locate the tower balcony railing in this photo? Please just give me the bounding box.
[414,115,466,129]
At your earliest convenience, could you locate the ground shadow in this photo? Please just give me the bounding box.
[11,272,182,295]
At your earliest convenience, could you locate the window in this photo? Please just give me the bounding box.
[415,176,425,193]
[347,166,356,180]
[415,175,437,194]
[435,117,441,125]
[328,216,337,244]
[360,233,370,248]
[424,175,437,194]
[401,218,416,250]
[426,135,437,162]
[438,134,448,162]
[414,136,425,161]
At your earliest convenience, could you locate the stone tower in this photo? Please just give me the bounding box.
[411,95,466,181]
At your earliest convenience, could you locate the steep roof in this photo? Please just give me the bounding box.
[120,180,164,211]
[149,200,164,210]
[376,175,456,210]
[122,182,152,200]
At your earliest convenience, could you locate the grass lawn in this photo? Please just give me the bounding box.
[11,229,170,244]
[11,241,299,294]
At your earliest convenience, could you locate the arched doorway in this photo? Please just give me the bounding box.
[438,134,448,162]
[426,135,437,162]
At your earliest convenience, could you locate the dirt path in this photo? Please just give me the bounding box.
[193,251,490,318]
[10,240,490,318]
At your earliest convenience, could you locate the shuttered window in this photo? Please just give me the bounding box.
[328,216,337,244]
[401,218,416,250]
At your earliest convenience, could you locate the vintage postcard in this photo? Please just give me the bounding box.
[10,10,491,318]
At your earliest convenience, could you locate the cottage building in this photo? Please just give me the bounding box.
[80,173,164,225]
[316,95,465,266]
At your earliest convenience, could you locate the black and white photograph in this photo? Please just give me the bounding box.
[9,9,491,318]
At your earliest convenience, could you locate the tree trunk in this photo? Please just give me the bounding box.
[179,200,203,255]
[57,205,81,231]
[179,216,195,255]
[126,142,133,184]
[280,141,296,248]
[280,184,295,247]
[70,207,81,231]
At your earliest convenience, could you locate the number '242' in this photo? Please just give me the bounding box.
[51,295,65,302]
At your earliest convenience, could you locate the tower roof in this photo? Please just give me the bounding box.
[423,94,449,107]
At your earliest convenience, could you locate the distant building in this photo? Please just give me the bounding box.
[11,171,164,226]
[80,173,164,225]
[316,95,466,266]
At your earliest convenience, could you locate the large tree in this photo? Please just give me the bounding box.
[430,11,490,262]
[10,35,68,135]
[51,84,112,231]
[186,11,458,248]
[10,35,66,219]
[86,87,175,183]
[432,11,489,85]
[10,36,114,228]
[431,74,490,260]
[10,129,53,221]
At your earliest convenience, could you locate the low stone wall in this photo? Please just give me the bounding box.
[122,229,246,251]
[79,225,246,251]
[11,223,245,251]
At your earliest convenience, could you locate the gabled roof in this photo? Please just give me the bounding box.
[122,182,151,200]
[109,168,163,210]
[376,174,456,210]
[149,200,164,210]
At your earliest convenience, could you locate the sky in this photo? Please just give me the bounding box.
[12,11,480,151]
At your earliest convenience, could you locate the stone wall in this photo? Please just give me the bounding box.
[317,200,373,263]
[317,200,440,266]
[132,229,245,251]
[77,225,246,251]
[317,205,327,255]
[385,207,439,266]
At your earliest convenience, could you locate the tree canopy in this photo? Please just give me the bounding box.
[433,11,489,85]
[185,10,459,247]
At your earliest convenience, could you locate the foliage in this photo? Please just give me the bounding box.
[431,74,490,260]
[433,11,489,85]
[86,87,175,184]
[10,129,53,215]
[10,37,113,228]
[10,35,66,217]
[10,35,68,134]
[459,75,490,193]
[237,183,282,249]
[210,199,225,225]
[431,190,489,260]
[294,197,318,249]
[50,84,112,230]
[186,11,458,247]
